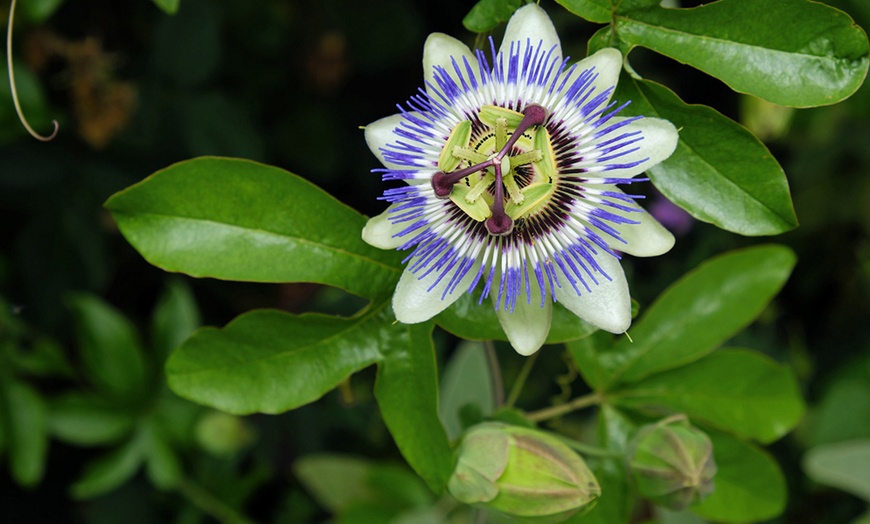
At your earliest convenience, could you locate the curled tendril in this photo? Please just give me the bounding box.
[7,0,58,141]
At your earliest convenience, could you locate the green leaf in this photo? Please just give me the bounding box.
[808,353,870,446]
[439,341,495,441]
[104,157,402,301]
[8,337,74,379]
[463,0,522,33]
[71,433,146,499]
[374,323,453,494]
[567,457,630,524]
[615,76,798,236]
[68,294,148,402]
[151,279,200,362]
[565,405,637,524]
[152,0,180,15]
[166,306,391,414]
[0,380,48,486]
[294,454,432,514]
[804,439,870,502]
[436,292,597,344]
[615,0,870,107]
[690,430,786,522]
[555,0,611,24]
[613,349,804,444]
[19,0,65,23]
[49,393,136,446]
[583,245,796,388]
[568,331,616,392]
[143,420,182,490]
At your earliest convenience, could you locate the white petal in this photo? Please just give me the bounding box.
[493,277,552,356]
[499,4,561,62]
[423,33,478,100]
[560,48,623,106]
[595,117,679,178]
[587,185,675,257]
[362,205,405,250]
[365,113,407,171]
[553,252,631,334]
[392,262,479,324]
[612,207,675,257]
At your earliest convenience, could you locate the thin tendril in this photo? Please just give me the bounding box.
[7,0,58,141]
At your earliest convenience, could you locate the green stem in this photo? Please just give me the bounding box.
[525,391,602,422]
[547,432,622,459]
[177,477,256,524]
[505,351,538,408]
[484,340,504,407]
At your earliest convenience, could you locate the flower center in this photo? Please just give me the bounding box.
[431,104,557,236]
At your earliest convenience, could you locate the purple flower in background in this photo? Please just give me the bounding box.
[362,5,678,355]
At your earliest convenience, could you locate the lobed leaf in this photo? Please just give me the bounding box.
[105,157,403,301]
[612,349,805,444]
[615,0,870,107]
[615,75,798,236]
[166,306,393,414]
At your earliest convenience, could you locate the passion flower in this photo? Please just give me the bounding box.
[363,4,678,355]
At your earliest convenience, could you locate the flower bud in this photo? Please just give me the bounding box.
[447,422,600,520]
[628,416,716,510]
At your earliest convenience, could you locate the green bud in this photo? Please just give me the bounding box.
[448,422,600,520]
[628,416,717,510]
[195,411,255,456]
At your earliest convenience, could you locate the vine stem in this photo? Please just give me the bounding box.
[7,0,58,141]
[525,391,603,422]
[177,477,256,524]
[505,351,538,408]
[483,340,504,407]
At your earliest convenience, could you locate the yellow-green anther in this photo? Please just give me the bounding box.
[439,120,472,172]
[510,150,543,167]
[533,126,558,183]
[452,146,488,164]
[506,183,553,219]
[465,172,496,204]
[504,171,524,204]
[451,183,492,221]
[479,105,525,129]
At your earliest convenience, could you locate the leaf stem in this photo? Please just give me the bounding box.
[505,351,538,408]
[484,340,504,407]
[525,391,602,422]
[6,0,58,141]
[177,477,256,524]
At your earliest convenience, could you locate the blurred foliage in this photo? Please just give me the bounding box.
[0,0,869,522]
